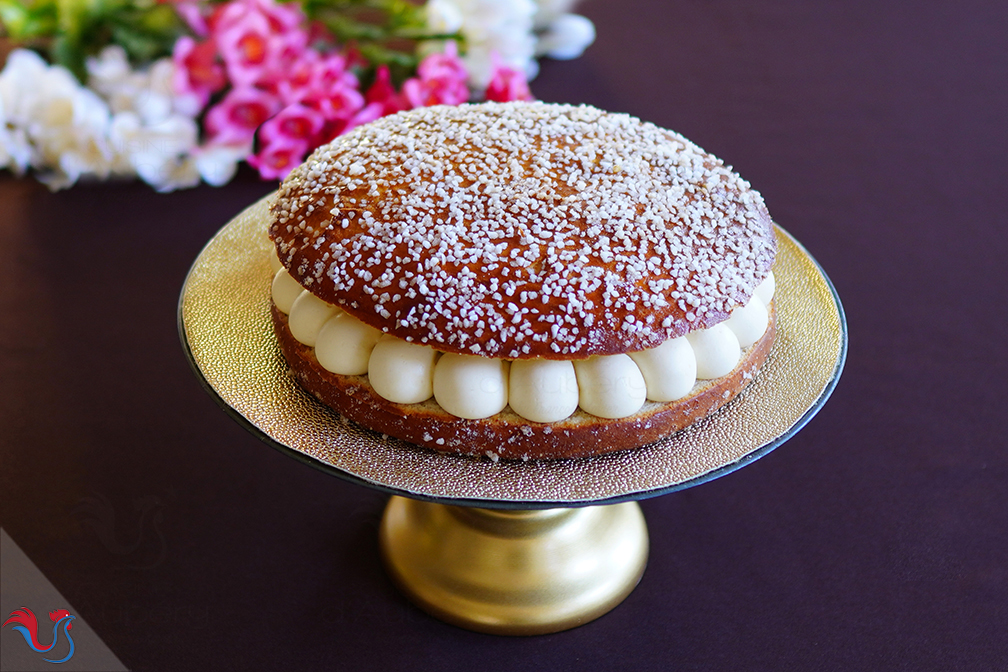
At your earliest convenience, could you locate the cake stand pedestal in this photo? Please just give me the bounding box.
[179,197,846,635]
[380,498,647,635]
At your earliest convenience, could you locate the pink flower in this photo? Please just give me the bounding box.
[305,85,365,124]
[271,48,323,105]
[401,43,470,108]
[417,42,468,83]
[251,0,303,34]
[302,56,367,134]
[365,66,408,116]
[211,0,309,89]
[214,15,284,88]
[484,63,533,102]
[258,103,326,146]
[273,52,357,108]
[248,134,310,180]
[209,0,302,36]
[205,86,281,144]
[314,54,358,95]
[260,29,315,91]
[172,37,226,111]
[402,75,468,108]
[163,0,497,186]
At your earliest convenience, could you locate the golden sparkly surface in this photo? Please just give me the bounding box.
[180,196,845,507]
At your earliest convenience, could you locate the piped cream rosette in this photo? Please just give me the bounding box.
[271,252,775,424]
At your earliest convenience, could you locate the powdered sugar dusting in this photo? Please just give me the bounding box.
[270,101,776,359]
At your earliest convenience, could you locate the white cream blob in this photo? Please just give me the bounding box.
[433,353,509,420]
[269,247,283,274]
[725,295,769,349]
[628,336,697,402]
[288,291,340,347]
[754,271,775,306]
[315,312,383,375]
[573,354,647,419]
[271,268,304,315]
[368,335,438,404]
[686,323,741,380]
[508,359,580,423]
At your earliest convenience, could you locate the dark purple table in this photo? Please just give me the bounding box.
[3,1,1006,669]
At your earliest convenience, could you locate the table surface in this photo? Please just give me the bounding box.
[2,1,1006,670]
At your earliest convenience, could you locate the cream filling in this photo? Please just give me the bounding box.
[433,353,510,420]
[315,311,383,376]
[628,336,697,402]
[573,354,648,419]
[686,323,741,380]
[367,334,439,404]
[288,291,339,348]
[725,294,770,349]
[276,267,774,422]
[508,359,580,423]
[269,248,284,275]
[271,268,304,314]
[754,271,775,306]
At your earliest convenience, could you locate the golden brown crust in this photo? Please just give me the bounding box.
[271,301,776,460]
[269,102,776,360]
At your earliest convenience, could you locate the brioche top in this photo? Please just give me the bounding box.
[269,101,776,359]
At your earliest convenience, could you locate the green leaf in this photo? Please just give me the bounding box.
[323,13,387,41]
[0,0,58,39]
[0,1,31,36]
[357,42,416,69]
[56,0,89,39]
[111,24,163,62]
[51,32,87,78]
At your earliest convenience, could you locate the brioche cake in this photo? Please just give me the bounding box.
[267,101,777,460]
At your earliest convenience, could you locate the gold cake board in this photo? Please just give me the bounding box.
[180,196,846,634]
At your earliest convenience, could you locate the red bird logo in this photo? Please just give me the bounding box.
[3,607,76,663]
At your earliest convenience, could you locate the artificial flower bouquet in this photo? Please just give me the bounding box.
[0,0,594,191]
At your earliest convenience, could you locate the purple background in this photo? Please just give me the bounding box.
[2,1,1006,669]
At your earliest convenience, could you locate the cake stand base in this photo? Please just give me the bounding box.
[379,497,649,635]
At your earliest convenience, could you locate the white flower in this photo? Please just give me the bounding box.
[144,155,202,193]
[85,45,132,94]
[31,67,115,187]
[421,0,595,90]
[423,0,538,90]
[0,49,117,187]
[0,47,218,190]
[110,111,201,192]
[0,48,50,120]
[89,51,210,190]
[534,12,596,60]
[36,106,114,189]
[87,48,179,125]
[148,59,186,118]
[0,95,33,174]
[426,0,464,34]
[194,142,253,187]
[531,0,581,29]
[0,50,47,172]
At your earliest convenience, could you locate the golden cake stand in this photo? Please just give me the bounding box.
[179,197,846,635]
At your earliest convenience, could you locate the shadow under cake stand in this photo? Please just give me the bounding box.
[179,197,847,635]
